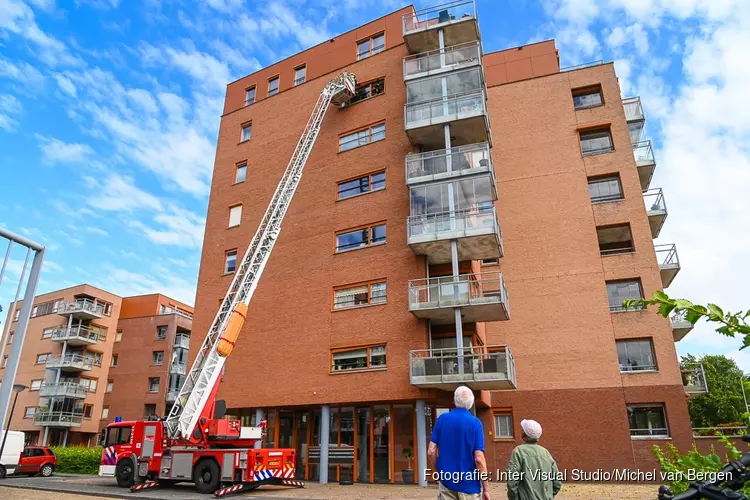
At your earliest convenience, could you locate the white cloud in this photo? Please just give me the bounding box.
[85,226,109,236]
[0,94,22,131]
[52,73,77,98]
[83,174,163,212]
[96,266,197,305]
[0,57,45,91]
[130,207,205,249]
[37,136,94,164]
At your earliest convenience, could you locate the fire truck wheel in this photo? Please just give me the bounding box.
[0,464,6,479]
[115,459,135,487]
[193,459,220,494]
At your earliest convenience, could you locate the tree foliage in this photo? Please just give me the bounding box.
[683,354,748,428]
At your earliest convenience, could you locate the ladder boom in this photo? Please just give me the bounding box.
[165,72,356,442]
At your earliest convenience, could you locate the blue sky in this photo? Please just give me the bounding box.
[1,0,749,368]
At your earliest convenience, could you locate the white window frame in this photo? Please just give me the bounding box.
[294,65,306,86]
[268,76,279,96]
[229,205,242,228]
[245,86,256,106]
[240,123,252,142]
[225,250,238,274]
[107,381,114,393]
[235,163,247,184]
[148,377,160,393]
[493,413,513,438]
[30,379,42,391]
[101,407,110,420]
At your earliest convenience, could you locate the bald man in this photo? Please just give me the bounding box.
[506,419,561,500]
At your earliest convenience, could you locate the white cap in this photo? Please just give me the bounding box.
[521,419,542,440]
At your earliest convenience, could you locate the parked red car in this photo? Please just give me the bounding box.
[18,447,56,477]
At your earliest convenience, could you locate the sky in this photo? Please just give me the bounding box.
[1,0,749,368]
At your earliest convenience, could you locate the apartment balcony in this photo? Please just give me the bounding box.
[174,334,190,349]
[656,243,681,288]
[409,345,516,390]
[56,298,104,320]
[405,142,493,186]
[402,0,479,54]
[159,307,194,320]
[166,390,179,402]
[45,353,93,372]
[671,310,694,341]
[407,206,503,263]
[170,361,187,376]
[39,382,88,399]
[644,188,668,238]
[404,41,482,81]
[50,325,100,346]
[633,140,655,191]
[33,411,83,427]
[682,364,708,395]
[405,90,491,149]
[623,96,645,144]
[408,272,509,324]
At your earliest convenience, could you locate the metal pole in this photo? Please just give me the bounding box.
[0,248,30,366]
[0,389,20,459]
[0,240,12,288]
[320,404,330,484]
[416,399,427,487]
[0,247,44,429]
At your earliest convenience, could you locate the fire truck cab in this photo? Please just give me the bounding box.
[99,419,165,486]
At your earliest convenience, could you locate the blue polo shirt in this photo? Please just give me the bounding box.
[430,408,485,494]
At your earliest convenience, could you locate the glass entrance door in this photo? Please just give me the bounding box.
[373,406,390,483]
[356,408,370,482]
[295,413,307,479]
[278,411,294,448]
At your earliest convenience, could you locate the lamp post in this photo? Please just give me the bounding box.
[0,383,27,460]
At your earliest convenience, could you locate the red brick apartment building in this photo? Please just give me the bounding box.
[193,0,702,484]
[0,287,192,446]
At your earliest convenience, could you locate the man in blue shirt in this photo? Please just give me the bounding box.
[428,386,490,500]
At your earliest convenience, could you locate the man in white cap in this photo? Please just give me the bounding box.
[506,419,561,500]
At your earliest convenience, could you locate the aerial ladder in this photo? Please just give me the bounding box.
[99,72,356,496]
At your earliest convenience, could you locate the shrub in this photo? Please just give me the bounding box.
[50,446,102,475]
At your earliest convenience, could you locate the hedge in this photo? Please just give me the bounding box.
[50,446,102,475]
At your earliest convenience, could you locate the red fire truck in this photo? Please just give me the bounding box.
[98,72,356,497]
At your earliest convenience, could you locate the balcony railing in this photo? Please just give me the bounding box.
[405,90,487,130]
[174,335,190,349]
[644,188,668,238]
[409,345,516,390]
[408,205,502,248]
[623,96,644,122]
[170,361,187,375]
[166,390,179,402]
[39,382,88,399]
[404,41,481,79]
[51,325,99,345]
[34,411,84,427]
[159,307,194,320]
[682,364,708,394]
[408,272,509,322]
[46,353,94,371]
[405,142,493,185]
[671,310,694,341]
[56,298,104,317]
[633,140,656,191]
[656,243,680,270]
[402,0,477,36]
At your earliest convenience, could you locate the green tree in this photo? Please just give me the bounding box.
[683,354,748,428]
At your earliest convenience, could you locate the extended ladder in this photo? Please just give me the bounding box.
[165,72,356,441]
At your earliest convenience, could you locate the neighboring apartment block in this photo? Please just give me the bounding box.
[192,0,700,484]
[0,286,192,446]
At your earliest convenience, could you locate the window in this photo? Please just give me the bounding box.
[331,344,386,372]
[339,123,385,152]
[337,171,385,200]
[148,377,160,392]
[30,380,42,391]
[93,353,102,366]
[357,33,385,60]
[153,351,164,366]
[105,425,135,446]
[606,280,644,312]
[333,281,386,309]
[115,330,122,342]
[42,328,54,339]
[493,410,513,439]
[36,353,49,364]
[294,65,306,86]
[111,354,118,367]
[580,128,613,155]
[144,404,157,418]
[268,76,279,96]
[235,162,247,184]
[348,78,385,106]
[224,250,238,274]
[588,175,623,203]
[89,379,98,393]
[101,407,110,420]
[597,224,634,255]
[240,122,252,142]
[335,223,386,252]
[84,404,94,419]
[156,325,168,340]
[628,404,669,437]
[32,301,55,317]
[107,380,114,393]
[91,325,107,341]
[245,86,256,106]
[228,204,243,228]
[24,407,36,419]
[572,85,604,110]
[103,303,113,316]
[618,339,657,372]
[482,258,499,266]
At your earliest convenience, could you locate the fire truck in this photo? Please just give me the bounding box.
[99,72,357,496]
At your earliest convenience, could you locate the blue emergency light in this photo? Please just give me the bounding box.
[115,416,122,422]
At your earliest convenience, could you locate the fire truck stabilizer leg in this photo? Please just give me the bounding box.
[281,479,305,488]
[130,481,160,493]
[214,483,258,497]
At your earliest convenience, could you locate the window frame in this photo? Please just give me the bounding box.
[224,249,238,274]
[356,32,385,60]
[36,353,50,364]
[111,354,118,367]
[492,409,514,440]
[106,380,114,393]
[606,279,645,312]
[101,406,110,420]
[83,404,94,419]
[338,122,386,153]
[41,328,54,339]
[572,85,604,110]
[294,65,306,86]
[228,204,243,228]
[332,279,387,310]
[580,126,614,156]
[596,223,635,256]
[153,350,165,366]
[115,330,122,342]
[245,85,256,106]
[335,222,386,253]
[627,403,670,438]
[268,75,280,96]
[240,122,252,143]
[336,170,385,201]
[617,338,658,373]
[235,162,247,184]
[24,407,36,419]
[330,343,387,373]
[148,377,160,393]
[30,379,42,391]
[347,78,385,106]
[588,174,623,203]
